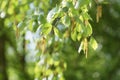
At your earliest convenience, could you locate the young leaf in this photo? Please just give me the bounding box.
[42,23,52,35]
[76,23,82,32]
[82,13,92,20]
[89,37,98,50]
[54,27,59,37]
[71,31,77,41]
[77,33,82,41]
[86,23,92,36]
[82,23,92,37]
[62,15,71,27]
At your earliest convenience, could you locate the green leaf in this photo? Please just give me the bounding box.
[79,22,86,36]
[62,7,69,12]
[82,13,92,20]
[38,14,46,24]
[77,33,82,41]
[32,21,39,32]
[71,31,77,41]
[62,15,71,27]
[28,20,33,31]
[17,21,26,31]
[82,23,92,37]
[75,0,90,8]
[54,27,59,37]
[32,15,38,21]
[76,23,82,32]
[62,0,73,8]
[69,7,79,17]
[47,7,59,23]
[45,69,52,76]
[86,23,92,36]
[89,37,98,50]
[42,23,52,35]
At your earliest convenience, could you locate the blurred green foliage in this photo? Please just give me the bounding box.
[0,0,120,80]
